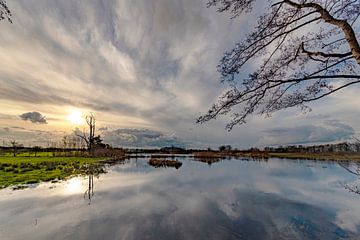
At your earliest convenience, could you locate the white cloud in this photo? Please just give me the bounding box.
[259,120,354,146]
[102,128,187,148]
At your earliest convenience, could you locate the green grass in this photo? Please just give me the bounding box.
[0,155,106,189]
[2,151,81,157]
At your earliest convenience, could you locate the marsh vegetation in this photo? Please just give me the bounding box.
[148,158,183,169]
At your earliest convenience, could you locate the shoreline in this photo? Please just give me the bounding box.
[267,152,360,162]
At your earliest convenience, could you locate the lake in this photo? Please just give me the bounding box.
[0,156,359,239]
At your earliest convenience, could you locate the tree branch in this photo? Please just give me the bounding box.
[301,42,352,59]
[282,0,360,64]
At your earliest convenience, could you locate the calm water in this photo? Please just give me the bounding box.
[0,156,360,240]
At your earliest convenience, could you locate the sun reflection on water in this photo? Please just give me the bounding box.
[63,178,83,195]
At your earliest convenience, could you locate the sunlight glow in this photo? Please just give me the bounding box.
[64,178,83,195]
[67,110,84,125]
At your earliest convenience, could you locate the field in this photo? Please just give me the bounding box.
[0,154,106,189]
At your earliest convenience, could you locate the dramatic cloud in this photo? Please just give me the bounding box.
[19,112,47,124]
[102,128,187,148]
[0,1,358,148]
[259,120,355,146]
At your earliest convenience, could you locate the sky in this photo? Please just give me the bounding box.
[0,0,359,149]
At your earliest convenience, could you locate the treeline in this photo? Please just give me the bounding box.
[264,142,360,153]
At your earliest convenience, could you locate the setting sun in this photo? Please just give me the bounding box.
[67,110,84,125]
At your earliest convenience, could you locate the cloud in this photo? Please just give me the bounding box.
[0,126,64,147]
[98,127,108,131]
[19,112,47,124]
[259,120,355,146]
[102,128,188,148]
[0,0,238,127]
[0,0,359,148]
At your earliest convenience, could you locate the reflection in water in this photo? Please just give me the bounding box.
[64,178,82,195]
[84,174,94,205]
[0,157,360,240]
[339,161,360,194]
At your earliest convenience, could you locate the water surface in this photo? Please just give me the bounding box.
[0,156,359,239]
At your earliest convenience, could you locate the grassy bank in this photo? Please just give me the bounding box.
[0,155,106,189]
[268,152,360,161]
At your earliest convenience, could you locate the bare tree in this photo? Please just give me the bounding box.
[10,140,21,157]
[0,0,11,22]
[75,113,96,153]
[32,146,42,157]
[198,0,360,130]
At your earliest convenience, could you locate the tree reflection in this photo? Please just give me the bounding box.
[84,174,94,204]
[339,161,360,194]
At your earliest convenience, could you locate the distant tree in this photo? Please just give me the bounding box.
[198,0,360,130]
[32,146,42,157]
[10,140,22,157]
[219,145,226,151]
[93,135,110,149]
[0,0,11,22]
[62,136,68,149]
[219,145,232,151]
[75,113,96,153]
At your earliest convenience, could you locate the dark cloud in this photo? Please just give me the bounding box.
[102,128,188,148]
[260,120,354,146]
[19,112,47,124]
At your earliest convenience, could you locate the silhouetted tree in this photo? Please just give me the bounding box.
[219,145,226,151]
[198,0,360,130]
[0,0,11,22]
[219,145,232,151]
[75,113,96,153]
[32,146,42,157]
[10,140,22,157]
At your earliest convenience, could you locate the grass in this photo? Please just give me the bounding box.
[193,151,269,160]
[2,151,88,157]
[0,155,106,189]
[193,151,225,159]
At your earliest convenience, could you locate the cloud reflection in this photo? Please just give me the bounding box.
[0,158,359,239]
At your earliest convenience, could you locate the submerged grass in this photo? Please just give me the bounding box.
[0,155,106,189]
[148,158,182,169]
